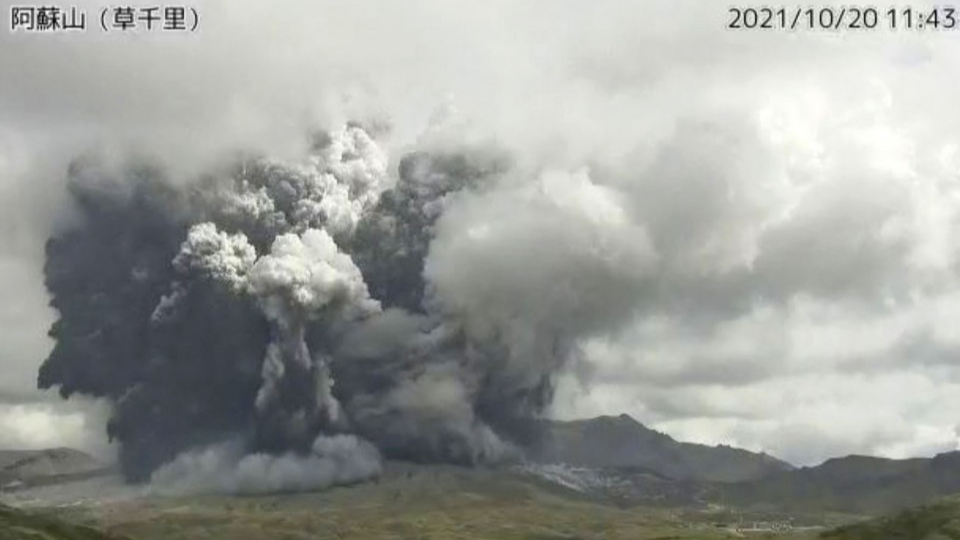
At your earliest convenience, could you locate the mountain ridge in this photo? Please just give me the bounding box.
[514,413,794,483]
[7,415,960,519]
[721,449,960,514]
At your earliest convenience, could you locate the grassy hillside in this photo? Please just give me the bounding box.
[821,495,960,540]
[0,504,124,540]
[722,451,960,515]
[49,464,818,540]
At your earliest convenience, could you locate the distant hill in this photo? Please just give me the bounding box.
[723,451,960,515]
[512,418,960,515]
[0,448,108,491]
[515,414,793,483]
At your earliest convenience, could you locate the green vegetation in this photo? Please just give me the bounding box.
[722,452,960,515]
[0,504,124,540]
[821,495,960,540]
[46,465,823,540]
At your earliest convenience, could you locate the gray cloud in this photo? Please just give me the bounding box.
[3,0,960,469]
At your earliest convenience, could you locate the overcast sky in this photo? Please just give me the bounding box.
[3,0,960,466]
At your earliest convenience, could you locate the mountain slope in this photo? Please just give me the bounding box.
[0,448,108,491]
[821,495,960,539]
[516,414,793,483]
[66,463,756,540]
[723,451,960,514]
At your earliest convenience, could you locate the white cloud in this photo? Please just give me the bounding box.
[0,401,114,458]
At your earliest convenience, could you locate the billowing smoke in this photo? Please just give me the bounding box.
[38,123,653,492]
[150,435,382,496]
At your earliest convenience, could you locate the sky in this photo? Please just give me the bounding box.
[3,0,960,466]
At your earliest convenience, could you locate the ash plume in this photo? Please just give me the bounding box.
[38,124,651,492]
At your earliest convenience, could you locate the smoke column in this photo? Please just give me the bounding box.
[38,123,654,493]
